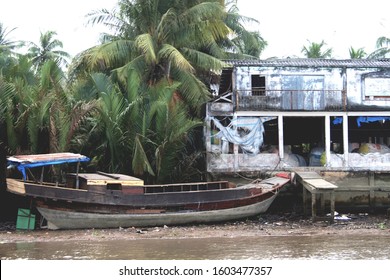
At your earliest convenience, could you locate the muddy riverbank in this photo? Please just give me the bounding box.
[1,212,389,244]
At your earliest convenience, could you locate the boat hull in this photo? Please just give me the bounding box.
[37,194,277,229]
[6,172,290,229]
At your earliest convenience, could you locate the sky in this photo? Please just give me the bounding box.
[238,0,390,59]
[1,0,389,59]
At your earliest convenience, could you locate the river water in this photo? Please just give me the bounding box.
[1,235,390,260]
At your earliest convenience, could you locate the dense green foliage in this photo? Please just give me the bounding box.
[0,0,266,183]
[301,40,333,58]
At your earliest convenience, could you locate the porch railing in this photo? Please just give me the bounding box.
[234,89,346,111]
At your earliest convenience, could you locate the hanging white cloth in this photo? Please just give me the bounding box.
[210,117,265,154]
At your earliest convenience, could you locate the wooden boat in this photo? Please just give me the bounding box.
[6,153,291,229]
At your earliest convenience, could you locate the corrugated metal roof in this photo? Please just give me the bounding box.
[223,58,390,68]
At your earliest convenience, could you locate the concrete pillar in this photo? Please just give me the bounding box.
[278,115,284,159]
[325,115,331,166]
[233,114,239,170]
[343,114,349,167]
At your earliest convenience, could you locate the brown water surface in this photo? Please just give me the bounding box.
[1,235,390,260]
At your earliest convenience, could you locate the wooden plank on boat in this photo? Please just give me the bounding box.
[6,178,26,195]
[262,176,290,185]
[68,173,144,186]
[122,186,144,194]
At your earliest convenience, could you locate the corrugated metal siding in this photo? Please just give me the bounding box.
[224,58,390,68]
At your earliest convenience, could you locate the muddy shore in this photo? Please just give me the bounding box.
[1,212,389,244]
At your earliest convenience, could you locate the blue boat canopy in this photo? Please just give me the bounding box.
[7,153,90,181]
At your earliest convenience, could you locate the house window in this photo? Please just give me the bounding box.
[251,75,266,96]
[363,73,390,99]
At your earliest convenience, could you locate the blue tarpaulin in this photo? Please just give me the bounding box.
[332,117,343,125]
[356,116,390,127]
[7,153,90,181]
[332,116,390,127]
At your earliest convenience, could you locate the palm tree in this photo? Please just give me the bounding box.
[27,60,97,154]
[349,47,367,59]
[68,0,269,181]
[0,23,21,55]
[84,73,202,182]
[0,75,15,220]
[222,0,267,58]
[0,52,36,153]
[367,36,390,59]
[77,0,231,112]
[301,40,333,58]
[27,31,70,70]
[85,73,130,172]
[0,76,14,148]
[1,56,95,156]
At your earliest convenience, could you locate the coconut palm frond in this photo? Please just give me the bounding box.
[301,40,333,58]
[5,107,18,152]
[39,60,64,91]
[181,2,225,25]
[0,78,14,119]
[367,37,390,59]
[25,92,53,153]
[59,100,98,152]
[85,40,135,71]
[181,47,228,71]
[27,30,70,70]
[132,134,155,176]
[367,48,390,59]
[87,8,120,28]
[171,67,211,111]
[153,107,202,182]
[349,47,367,59]
[135,33,157,64]
[114,54,146,91]
[90,72,115,95]
[159,44,194,73]
[376,36,390,48]
[90,73,130,171]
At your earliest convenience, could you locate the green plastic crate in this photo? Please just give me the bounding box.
[16,208,35,230]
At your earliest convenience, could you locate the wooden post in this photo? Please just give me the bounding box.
[330,191,335,223]
[302,185,307,216]
[76,161,80,189]
[320,193,325,215]
[40,166,44,184]
[311,193,317,221]
[233,114,239,171]
[369,171,375,212]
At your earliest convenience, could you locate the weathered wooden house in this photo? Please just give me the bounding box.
[206,58,390,211]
